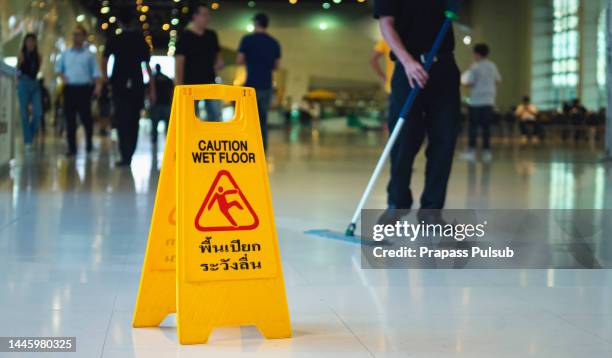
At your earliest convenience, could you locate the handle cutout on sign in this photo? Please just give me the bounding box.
[193,100,238,123]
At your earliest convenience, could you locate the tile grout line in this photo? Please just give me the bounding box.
[0,216,21,235]
[99,246,131,358]
[511,287,612,346]
[539,306,612,346]
[0,202,36,234]
[97,177,156,357]
[330,307,376,358]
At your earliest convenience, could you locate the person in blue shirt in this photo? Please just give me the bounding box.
[55,25,102,157]
[236,13,281,152]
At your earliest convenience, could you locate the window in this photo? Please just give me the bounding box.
[597,8,607,107]
[551,0,580,102]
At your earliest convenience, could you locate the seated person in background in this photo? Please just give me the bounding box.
[569,98,587,142]
[515,96,541,144]
[595,108,606,141]
[569,98,587,116]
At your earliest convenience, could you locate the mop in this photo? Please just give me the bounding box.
[306,7,459,242]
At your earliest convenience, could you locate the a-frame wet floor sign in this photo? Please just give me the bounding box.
[133,85,291,344]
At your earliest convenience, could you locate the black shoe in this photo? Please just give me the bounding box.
[115,160,131,167]
[376,208,410,226]
[416,210,447,226]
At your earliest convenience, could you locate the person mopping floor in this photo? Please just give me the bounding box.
[375,0,461,224]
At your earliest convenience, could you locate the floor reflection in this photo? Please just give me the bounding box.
[1,126,612,357]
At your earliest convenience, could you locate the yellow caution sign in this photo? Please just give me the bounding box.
[133,85,292,345]
[132,91,179,328]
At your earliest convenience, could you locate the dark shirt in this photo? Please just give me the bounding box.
[570,104,587,116]
[18,51,40,80]
[104,29,150,87]
[153,72,174,106]
[238,32,281,90]
[175,29,220,85]
[374,0,455,60]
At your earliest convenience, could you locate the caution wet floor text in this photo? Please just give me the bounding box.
[132,85,291,344]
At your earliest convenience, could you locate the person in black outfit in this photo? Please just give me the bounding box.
[150,64,174,143]
[174,2,223,121]
[375,0,461,220]
[102,8,156,167]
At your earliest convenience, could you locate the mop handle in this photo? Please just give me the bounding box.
[348,13,456,229]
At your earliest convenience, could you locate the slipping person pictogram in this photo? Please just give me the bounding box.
[208,186,244,227]
[195,170,259,232]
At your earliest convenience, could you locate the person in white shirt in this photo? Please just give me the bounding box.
[515,96,541,144]
[461,43,501,162]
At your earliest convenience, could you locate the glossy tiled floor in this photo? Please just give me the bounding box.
[1,124,612,357]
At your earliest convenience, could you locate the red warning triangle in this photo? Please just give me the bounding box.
[194,170,259,232]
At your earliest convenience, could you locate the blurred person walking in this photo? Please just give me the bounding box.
[370,39,395,130]
[236,13,281,151]
[461,43,501,162]
[38,78,51,135]
[374,0,461,221]
[150,64,173,144]
[55,25,102,157]
[370,39,395,95]
[569,98,587,142]
[96,81,112,137]
[515,96,541,144]
[175,1,223,121]
[102,8,155,167]
[16,33,42,150]
[53,84,65,136]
